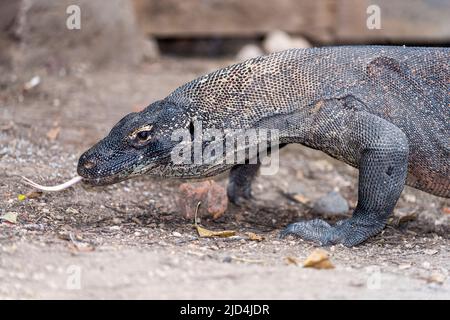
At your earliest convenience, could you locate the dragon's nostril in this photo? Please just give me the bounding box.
[83,160,96,170]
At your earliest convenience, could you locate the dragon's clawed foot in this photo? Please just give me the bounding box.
[227,179,254,205]
[227,163,260,205]
[279,217,386,247]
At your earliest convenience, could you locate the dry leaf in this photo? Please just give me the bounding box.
[303,249,335,269]
[195,225,236,238]
[247,232,264,241]
[46,127,60,141]
[292,194,310,204]
[69,242,95,252]
[0,212,18,224]
[442,207,450,215]
[397,212,418,225]
[24,76,41,91]
[17,194,27,201]
[26,191,42,199]
[285,256,299,265]
[425,273,446,284]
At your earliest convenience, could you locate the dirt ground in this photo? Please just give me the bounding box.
[0,58,449,299]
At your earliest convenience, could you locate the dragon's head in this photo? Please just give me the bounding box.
[78,101,189,185]
[77,100,236,186]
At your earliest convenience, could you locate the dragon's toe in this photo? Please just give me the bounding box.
[279,217,386,247]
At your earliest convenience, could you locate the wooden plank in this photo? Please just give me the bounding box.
[335,0,450,43]
[133,0,450,44]
[132,0,335,42]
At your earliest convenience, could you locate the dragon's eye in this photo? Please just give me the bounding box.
[137,130,151,141]
[129,125,153,146]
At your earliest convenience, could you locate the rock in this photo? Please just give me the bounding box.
[263,30,311,53]
[236,44,264,61]
[223,256,233,263]
[263,30,292,53]
[312,191,349,216]
[142,37,160,62]
[2,0,146,74]
[178,180,228,219]
[290,36,311,49]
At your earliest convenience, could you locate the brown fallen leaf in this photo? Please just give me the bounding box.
[46,127,60,141]
[292,194,310,204]
[195,225,236,238]
[424,273,446,284]
[285,256,299,265]
[192,201,235,238]
[391,209,418,226]
[303,249,335,269]
[26,191,42,199]
[246,232,264,241]
[280,191,311,206]
[397,212,418,225]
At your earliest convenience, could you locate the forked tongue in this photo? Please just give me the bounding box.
[21,175,83,192]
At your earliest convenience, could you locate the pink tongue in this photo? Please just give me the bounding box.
[21,175,83,192]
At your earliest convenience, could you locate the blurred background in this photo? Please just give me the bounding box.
[1,0,449,76]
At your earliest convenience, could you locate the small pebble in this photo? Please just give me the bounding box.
[236,44,264,61]
[313,191,349,216]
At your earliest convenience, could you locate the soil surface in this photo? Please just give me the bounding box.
[0,58,449,299]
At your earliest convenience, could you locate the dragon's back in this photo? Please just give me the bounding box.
[168,46,449,196]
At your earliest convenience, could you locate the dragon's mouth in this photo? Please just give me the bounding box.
[80,173,131,186]
[79,161,162,186]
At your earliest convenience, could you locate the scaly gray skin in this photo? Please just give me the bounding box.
[78,46,449,247]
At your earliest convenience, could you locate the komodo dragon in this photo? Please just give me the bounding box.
[77,46,449,246]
